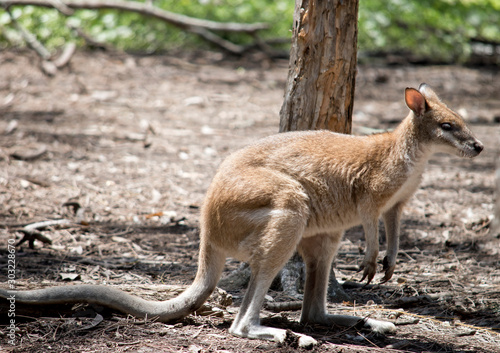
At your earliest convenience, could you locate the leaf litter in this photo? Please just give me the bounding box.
[0,49,499,352]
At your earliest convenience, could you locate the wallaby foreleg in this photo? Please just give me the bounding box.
[359,217,380,284]
[381,203,404,283]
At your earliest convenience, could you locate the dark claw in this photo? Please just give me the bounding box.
[360,272,367,282]
[359,265,375,285]
[379,273,391,284]
[357,264,364,273]
[365,272,374,285]
[382,256,389,271]
[380,257,395,284]
[363,276,373,286]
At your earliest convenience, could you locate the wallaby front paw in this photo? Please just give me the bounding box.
[381,255,396,283]
[358,259,377,285]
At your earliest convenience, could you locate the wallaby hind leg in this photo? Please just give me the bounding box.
[228,214,317,348]
[298,233,396,334]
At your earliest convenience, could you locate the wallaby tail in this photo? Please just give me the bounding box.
[0,241,226,322]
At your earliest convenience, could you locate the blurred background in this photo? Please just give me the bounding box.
[1,0,499,65]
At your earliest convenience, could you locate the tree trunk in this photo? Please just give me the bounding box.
[279,0,358,134]
[278,0,359,303]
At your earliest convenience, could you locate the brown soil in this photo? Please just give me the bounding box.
[0,50,499,353]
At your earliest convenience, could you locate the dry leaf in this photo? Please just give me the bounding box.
[60,273,80,281]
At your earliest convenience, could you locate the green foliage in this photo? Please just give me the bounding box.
[0,7,74,49]
[358,0,500,62]
[0,0,499,62]
[0,0,293,52]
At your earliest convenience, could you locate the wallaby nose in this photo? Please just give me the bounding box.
[473,141,484,154]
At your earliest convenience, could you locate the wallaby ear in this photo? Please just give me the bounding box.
[418,83,440,102]
[405,87,426,117]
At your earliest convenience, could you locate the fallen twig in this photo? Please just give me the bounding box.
[21,177,51,188]
[16,219,72,248]
[394,291,454,306]
[22,219,72,232]
[264,301,302,312]
[53,42,77,68]
[69,25,114,51]
[10,145,47,161]
[17,229,53,248]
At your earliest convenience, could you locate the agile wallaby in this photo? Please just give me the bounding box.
[0,84,483,347]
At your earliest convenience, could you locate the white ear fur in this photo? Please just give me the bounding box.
[405,88,426,117]
[418,83,440,102]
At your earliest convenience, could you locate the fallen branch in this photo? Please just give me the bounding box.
[264,301,302,313]
[10,145,47,161]
[0,0,269,54]
[17,229,53,248]
[53,42,77,68]
[394,291,454,307]
[69,25,113,51]
[189,26,246,55]
[16,219,72,248]
[40,41,77,74]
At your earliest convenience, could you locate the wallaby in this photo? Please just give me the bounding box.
[0,84,483,347]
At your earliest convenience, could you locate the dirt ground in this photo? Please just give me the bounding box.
[0,49,499,352]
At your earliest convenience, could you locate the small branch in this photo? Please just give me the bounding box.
[41,60,58,76]
[10,145,47,161]
[47,0,73,14]
[53,42,76,68]
[264,301,302,312]
[394,292,454,307]
[16,219,72,248]
[17,229,53,248]
[23,219,72,231]
[190,26,245,55]
[69,25,113,51]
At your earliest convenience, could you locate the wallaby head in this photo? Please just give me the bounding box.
[405,83,483,158]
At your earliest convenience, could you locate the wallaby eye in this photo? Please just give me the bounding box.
[441,123,452,131]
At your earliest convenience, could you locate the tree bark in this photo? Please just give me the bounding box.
[278,0,359,303]
[279,0,358,134]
